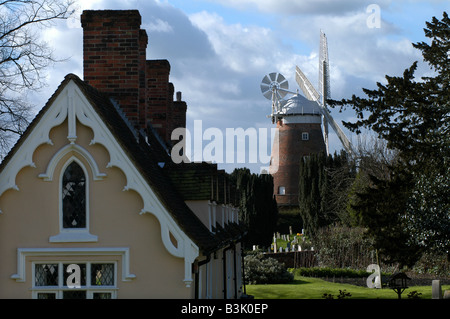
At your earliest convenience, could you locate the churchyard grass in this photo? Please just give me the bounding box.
[246,275,450,299]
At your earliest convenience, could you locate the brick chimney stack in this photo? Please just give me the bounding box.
[80,9,187,147]
[172,92,187,141]
[146,60,172,142]
[81,10,147,129]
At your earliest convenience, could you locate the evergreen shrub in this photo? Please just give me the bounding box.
[244,251,294,284]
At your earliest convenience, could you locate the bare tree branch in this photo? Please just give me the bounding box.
[0,0,75,157]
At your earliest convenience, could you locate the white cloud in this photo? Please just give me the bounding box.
[146,19,174,33]
[272,7,426,99]
[206,0,392,15]
[189,11,278,73]
[24,0,447,173]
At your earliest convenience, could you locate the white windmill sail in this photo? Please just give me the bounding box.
[319,31,331,104]
[321,108,354,155]
[295,32,354,156]
[319,31,331,154]
[295,67,320,102]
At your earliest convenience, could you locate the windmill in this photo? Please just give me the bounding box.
[261,31,353,156]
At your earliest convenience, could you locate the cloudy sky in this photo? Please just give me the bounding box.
[35,0,448,173]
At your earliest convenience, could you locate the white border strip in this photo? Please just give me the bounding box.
[11,247,136,283]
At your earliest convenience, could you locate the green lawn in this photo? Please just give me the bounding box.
[246,275,450,299]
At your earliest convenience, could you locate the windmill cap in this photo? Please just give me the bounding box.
[280,94,321,116]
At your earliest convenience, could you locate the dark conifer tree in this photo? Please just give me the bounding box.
[330,12,449,262]
[231,168,278,248]
[298,151,354,239]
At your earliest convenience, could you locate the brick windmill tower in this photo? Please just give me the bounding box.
[262,31,353,209]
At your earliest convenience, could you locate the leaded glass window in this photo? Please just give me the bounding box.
[33,262,117,299]
[91,263,115,286]
[93,292,112,299]
[63,290,87,299]
[62,162,86,228]
[35,264,58,286]
[63,263,87,286]
[37,293,56,299]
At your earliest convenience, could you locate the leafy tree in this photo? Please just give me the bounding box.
[0,0,75,155]
[330,12,449,262]
[314,225,375,269]
[347,136,400,226]
[405,162,449,257]
[348,171,422,267]
[331,12,449,168]
[231,168,278,248]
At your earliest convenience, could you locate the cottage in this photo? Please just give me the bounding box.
[0,9,245,299]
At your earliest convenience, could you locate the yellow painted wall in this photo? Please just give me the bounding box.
[0,120,191,298]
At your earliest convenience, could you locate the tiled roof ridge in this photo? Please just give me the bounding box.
[66,74,225,253]
[0,73,243,254]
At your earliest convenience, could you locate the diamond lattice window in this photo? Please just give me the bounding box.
[35,264,59,286]
[62,162,86,228]
[33,262,116,299]
[91,263,115,286]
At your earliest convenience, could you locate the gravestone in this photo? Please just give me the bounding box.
[444,290,450,299]
[432,280,442,299]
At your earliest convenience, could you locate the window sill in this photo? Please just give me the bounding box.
[49,232,98,243]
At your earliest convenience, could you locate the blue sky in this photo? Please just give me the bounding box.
[36,0,449,173]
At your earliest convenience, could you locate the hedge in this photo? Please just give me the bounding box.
[290,267,388,278]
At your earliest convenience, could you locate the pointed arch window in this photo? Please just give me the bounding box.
[62,161,86,229]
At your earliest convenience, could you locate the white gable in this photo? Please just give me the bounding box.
[0,78,199,287]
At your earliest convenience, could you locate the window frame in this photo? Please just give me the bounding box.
[301,132,309,141]
[50,156,98,243]
[62,160,87,229]
[60,158,89,232]
[31,261,117,299]
[278,186,286,195]
[36,291,58,299]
